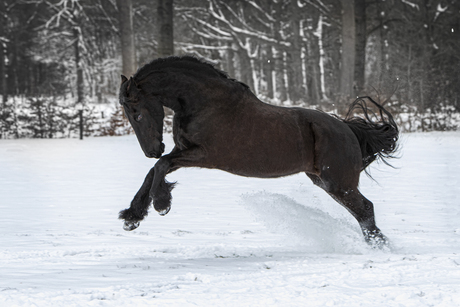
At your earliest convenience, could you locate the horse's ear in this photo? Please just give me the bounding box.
[127,76,140,92]
[130,76,139,87]
[127,77,133,91]
[121,75,128,84]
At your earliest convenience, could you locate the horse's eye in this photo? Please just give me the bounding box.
[135,114,143,122]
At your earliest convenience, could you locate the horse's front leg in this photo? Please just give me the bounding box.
[150,147,205,215]
[120,147,204,231]
[119,168,155,231]
[149,155,177,216]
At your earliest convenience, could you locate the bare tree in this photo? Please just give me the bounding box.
[41,0,119,100]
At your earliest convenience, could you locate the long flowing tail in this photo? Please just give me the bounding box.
[343,96,399,171]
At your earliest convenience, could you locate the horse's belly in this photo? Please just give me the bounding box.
[220,163,303,178]
[210,141,313,178]
[199,105,316,178]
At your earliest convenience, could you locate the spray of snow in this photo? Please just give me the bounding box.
[241,191,367,254]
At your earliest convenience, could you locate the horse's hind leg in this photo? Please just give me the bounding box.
[337,189,388,248]
[306,173,388,248]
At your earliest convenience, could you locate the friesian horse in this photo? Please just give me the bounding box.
[118,56,398,248]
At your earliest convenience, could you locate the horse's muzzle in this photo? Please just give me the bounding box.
[145,142,165,159]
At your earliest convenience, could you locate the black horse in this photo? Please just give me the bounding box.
[118,56,398,248]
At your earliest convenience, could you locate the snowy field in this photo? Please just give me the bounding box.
[1,132,460,306]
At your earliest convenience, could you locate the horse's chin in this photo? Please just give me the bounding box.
[145,151,162,159]
[145,152,161,159]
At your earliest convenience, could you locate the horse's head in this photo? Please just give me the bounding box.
[119,75,165,158]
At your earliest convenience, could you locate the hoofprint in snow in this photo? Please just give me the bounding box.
[0,132,459,306]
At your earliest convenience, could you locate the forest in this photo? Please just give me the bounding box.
[0,0,459,139]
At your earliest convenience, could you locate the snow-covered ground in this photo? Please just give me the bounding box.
[1,132,459,306]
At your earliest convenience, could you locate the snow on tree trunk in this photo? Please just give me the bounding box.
[315,15,328,101]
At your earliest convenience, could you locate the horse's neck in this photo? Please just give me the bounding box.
[156,70,242,113]
[153,73,189,112]
[158,74,209,112]
[161,95,181,113]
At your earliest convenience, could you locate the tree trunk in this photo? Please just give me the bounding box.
[377,0,385,87]
[263,44,274,99]
[157,0,174,58]
[0,0,7,105]
[315,15,327,101]
[420,0,435,111]
[307,34,321,103]
[287,2,303,103]
[340,0,355,99]
[238,47,253,90]
[273,46,287,102]
[354,0,366,96]
[116,0,137,76]
[273,2,286,103]
[74,27,84,106]
[226,42,235,78]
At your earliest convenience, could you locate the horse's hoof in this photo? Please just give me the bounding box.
[367,235,389,250]
[123,221,140,231]
[364,229,390,250]
[158,206,171,216]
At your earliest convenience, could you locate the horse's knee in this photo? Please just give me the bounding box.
[151,179,175,215]
[154,156,172,174]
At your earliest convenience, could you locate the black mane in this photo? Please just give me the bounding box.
[133,56,230,82]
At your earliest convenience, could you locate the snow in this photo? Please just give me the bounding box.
[1,132,460,306]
